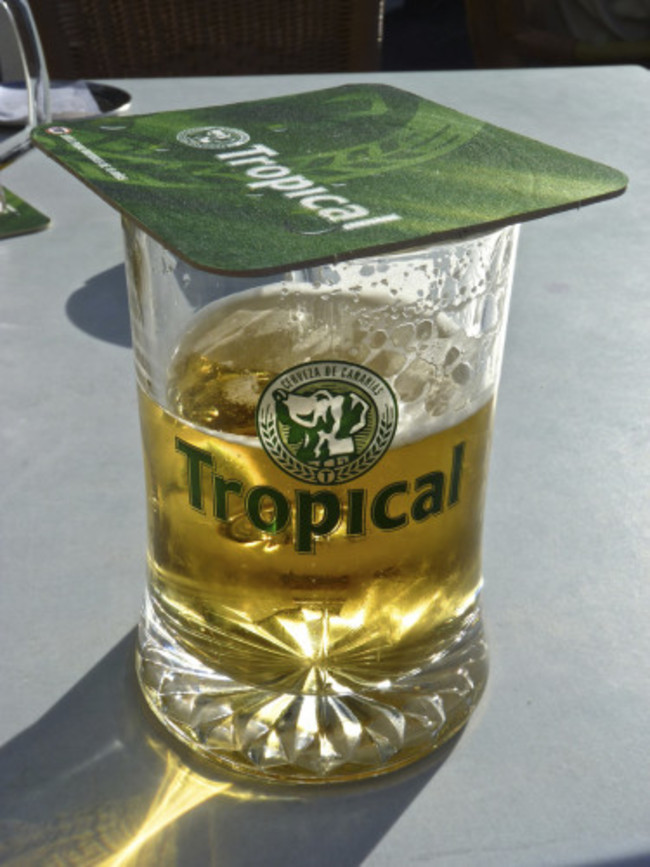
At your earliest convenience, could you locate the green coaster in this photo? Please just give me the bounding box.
[32,84,626,274]
[0,187,50,239]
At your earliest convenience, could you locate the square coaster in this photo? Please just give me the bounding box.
[33,84,626,274]
[0,187,50,239]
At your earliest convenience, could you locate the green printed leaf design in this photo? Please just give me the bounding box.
[32,84,627,274]
[0,188,49,239]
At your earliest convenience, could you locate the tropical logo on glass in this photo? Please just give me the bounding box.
[256,361,398,485]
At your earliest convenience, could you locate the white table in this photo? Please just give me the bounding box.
[1,67,649,866]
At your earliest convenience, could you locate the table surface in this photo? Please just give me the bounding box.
[1,67,649,867]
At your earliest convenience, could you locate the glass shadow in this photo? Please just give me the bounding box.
[65,263,132,347]
[0,631,461,866]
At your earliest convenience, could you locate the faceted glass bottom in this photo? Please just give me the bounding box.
[136,595,488,784]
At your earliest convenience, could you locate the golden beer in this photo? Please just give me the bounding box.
[136,288,494,780]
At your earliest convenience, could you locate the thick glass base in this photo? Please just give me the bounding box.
[135,594,488,784]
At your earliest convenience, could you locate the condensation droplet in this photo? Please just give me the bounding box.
[451,362,472,385]
[370,330,387,349]
[444,347,461,367]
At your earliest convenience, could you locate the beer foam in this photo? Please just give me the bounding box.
[166,228,514,448]
[393,386,494,447]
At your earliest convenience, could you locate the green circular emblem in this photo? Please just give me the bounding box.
[256,361,398,485]
[176,126,250,150]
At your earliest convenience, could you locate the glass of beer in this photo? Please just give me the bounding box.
[126,218,519,782]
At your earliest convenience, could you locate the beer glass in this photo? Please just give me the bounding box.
[126,218,519,782]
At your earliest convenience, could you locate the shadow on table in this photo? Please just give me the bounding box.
[0,632,460,866]
[66,263,132,348]
[577,858,650,867]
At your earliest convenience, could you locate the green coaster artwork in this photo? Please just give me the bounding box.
[32,84,626,274]
[0,187,49,239]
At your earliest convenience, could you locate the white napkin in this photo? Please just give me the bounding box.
[0,80,101,125]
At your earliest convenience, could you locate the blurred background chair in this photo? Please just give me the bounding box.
[463,0,523,68]
[28,0,385,79]
[382,0,473,70]
[464,0,650,68]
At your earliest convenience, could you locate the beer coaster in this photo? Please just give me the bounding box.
[0,187,50,239]
[31,84,627,275]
